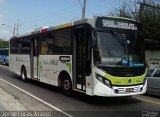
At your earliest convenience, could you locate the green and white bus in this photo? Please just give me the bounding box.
[9,16,147,97]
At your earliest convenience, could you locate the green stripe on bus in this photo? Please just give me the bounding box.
[54,23,72,30]
[65,63,72,73]
[105,16,137,22]
[104,73,145,85]
[39,61,43,70]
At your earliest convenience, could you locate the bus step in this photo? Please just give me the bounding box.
[76,84,86,91]
[32,77,39,80]
[73,89,86,93]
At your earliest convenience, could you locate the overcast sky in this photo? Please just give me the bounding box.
[0,0,125,39]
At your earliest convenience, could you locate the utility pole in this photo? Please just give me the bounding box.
[13,25,16,36]
[77,0,87,19]
[82,0,86,19]
[15,19,21,35]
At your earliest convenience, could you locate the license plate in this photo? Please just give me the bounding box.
[126,88,134,92]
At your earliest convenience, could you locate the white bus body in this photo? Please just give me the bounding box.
[9,16,147,97]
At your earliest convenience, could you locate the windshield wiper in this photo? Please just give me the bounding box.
[109,30,127,54]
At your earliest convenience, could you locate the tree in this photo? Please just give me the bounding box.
[0,39,9,48]
[109,0,137,19]
[137,0,160,50]
[109,0,160,50]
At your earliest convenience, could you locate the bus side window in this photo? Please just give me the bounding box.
[46,32,54,54]
[85,29,92,75]
[17,39,21,54]
[54,29,71,54]
[33,37,39,56]
[21,38,31,54]
[41,41,49,54]
[39,32,54,55]
[10,39,18,54]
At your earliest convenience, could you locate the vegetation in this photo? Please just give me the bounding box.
[0,39,9,48]
[110,0,160,50]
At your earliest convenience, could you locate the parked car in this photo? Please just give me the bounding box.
[146,68,160,96]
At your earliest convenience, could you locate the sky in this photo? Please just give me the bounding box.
[0,0,125,40]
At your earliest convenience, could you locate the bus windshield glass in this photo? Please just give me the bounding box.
[94,27,144,67]
[94,17,145,67]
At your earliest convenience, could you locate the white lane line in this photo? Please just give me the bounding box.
[0,78,73,117]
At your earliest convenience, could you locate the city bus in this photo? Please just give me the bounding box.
[0,48,9,65]
[9,16,147,97]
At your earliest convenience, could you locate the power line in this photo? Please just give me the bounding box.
[15,19,21,35]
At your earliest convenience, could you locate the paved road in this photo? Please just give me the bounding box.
[0,65,159,117]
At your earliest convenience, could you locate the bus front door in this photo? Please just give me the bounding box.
[74,27,91,91]
[30,38,39,80]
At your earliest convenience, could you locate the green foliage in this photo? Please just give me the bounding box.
[109,0,160,50]
[109,1,136,19]
[138,0,160,50]
[0,39,9,48]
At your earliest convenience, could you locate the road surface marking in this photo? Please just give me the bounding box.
[0,77,73,117]
[134,96,160,105]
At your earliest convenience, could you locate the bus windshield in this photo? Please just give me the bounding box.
[94,29,144,67]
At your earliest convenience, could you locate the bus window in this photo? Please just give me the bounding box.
[41,41,49,54]
[20,38,31,54]
[54,29,71,54]
[17,40,21,54]
[10,39,18,54]
[46,32,54,54]
[40,32,54,55]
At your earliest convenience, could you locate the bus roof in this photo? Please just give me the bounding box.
[104,16,138,22]
[11,16,139,39]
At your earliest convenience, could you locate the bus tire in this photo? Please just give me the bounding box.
[21,67,27,82]
[61,77,72,96]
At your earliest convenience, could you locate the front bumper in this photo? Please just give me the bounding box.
[93,80,147,97]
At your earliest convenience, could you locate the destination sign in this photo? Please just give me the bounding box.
[96,17,138,30]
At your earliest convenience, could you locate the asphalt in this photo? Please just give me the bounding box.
[0,65,69,117]
[0,64,159,117]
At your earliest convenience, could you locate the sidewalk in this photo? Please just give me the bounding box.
[0,79,52,111]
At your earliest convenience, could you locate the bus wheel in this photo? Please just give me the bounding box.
[61,78,72,96]
[21,67,27,81]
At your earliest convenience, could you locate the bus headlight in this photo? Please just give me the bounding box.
[95,74,112,88]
